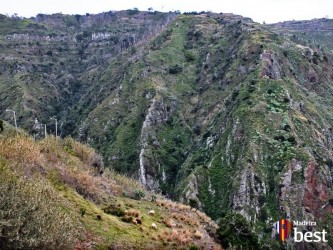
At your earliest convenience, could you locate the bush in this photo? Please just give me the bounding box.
[217,212,260,249]
[231,90,239,101]
[127,8,139,15]
[184,50,195,61]
[274,135,285,141]
[80,208,86,217]
[0,120,3,132]
[250,79,258,85]
[103,203,126,217]
[168,64,183,74]
[189,245,199,250]
[121,216,133,223]
[133,189,146,200]
[63,137,104,172]
[283,124,291,131]
[283,97,290,103]
[287,136,296,145]
[193,124,201,135]
[248,85,256,93]
[46,50,53,56]
[151,194,157,202]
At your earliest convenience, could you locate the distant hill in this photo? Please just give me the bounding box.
[267,18,333,51]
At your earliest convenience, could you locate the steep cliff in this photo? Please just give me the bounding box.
[66,14,333,247]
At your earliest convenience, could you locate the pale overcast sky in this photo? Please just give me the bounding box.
[0,0,332,24]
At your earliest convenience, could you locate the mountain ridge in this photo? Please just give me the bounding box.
[1,11,333,248]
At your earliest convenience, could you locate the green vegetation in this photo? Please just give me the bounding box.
[0,130,220,249]
[217,212,260,249]
[1,10,333,249]
[0,120,3,132]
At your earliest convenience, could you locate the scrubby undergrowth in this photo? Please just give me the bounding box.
[0,127,221,249]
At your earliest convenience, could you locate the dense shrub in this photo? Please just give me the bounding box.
[193,124,201,135]
[184,50,195,61]
[133,189,146,200]
[168,64,183,74]
[0,120,3,132]
[63,137,104,172]
[127,8,139,16]
[231,90,239,101]
[103,203,126,217]
[248,85,256,93]
[217,212,260,249]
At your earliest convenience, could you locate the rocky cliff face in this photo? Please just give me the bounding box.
[1,11,333,247]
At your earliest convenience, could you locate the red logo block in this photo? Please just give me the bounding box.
[274,219,293,241]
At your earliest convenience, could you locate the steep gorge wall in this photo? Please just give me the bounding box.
[1,12,333,247]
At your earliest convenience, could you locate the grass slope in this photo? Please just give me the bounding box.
[0,126,221,250]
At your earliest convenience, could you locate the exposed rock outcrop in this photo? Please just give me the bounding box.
[139,98,176,190]
[232,165,267,221]
[260,49,281,79]
[303,160,333,217]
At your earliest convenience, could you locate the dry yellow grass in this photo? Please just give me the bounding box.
[0,134,43,166]
[0,156,83,249]
[194,230,204,239]
[0,132,222,249]
[126,208,141,217]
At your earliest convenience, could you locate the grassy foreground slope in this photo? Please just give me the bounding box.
[0,125,221,250]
